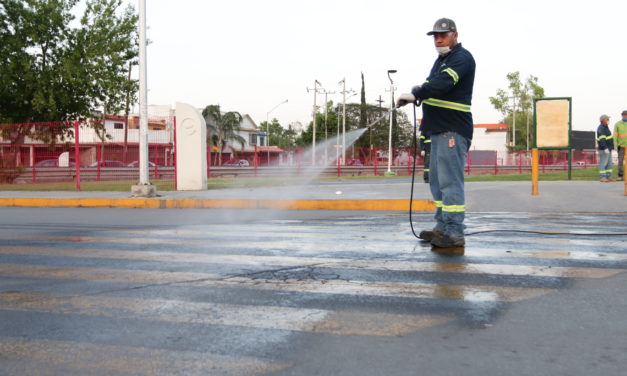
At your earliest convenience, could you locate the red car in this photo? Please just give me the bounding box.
[346,159,363,166]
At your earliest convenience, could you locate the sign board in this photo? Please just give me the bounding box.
[534,98,571,149]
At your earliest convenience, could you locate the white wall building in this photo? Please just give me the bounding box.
[470,123,509,153]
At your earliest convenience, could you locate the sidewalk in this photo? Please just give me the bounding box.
[0,179,625,212]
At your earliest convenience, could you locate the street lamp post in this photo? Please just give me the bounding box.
[386,70,397,175]
[307,81,321,166]
[266,99,288,166]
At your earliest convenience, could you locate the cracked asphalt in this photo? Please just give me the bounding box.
[1,207,626,376]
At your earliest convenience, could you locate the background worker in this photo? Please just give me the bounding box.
[614,110,627,181]
[397,17,476,248]
[419,123,431,183]
[597,114,614,182]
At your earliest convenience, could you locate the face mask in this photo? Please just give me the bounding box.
[436,46,451,56]
[623,117,627,122]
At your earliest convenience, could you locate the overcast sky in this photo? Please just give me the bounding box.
[140,0,626,132]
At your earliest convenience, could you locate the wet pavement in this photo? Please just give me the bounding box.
[0,207,626,375]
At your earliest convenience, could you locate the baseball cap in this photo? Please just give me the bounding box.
[600,114,610,121]
[427,18,457,36]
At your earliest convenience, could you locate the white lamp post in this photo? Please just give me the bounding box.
[266,99,288,166]
[386,69,397,175]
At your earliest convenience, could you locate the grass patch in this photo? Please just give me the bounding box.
[0,177,314,191]
[0,167,614,191]
[465,167,610,182]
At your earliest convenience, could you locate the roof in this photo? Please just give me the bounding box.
[474,123,509,131]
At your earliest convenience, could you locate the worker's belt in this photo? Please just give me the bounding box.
[423,98,471,112]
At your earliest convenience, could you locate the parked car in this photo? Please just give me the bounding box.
[346,159,363,166]
[127,161,156,167]
[35,159,75,167]
[553,160,585,167]
[88,160,126,167]
[223,159,250,167]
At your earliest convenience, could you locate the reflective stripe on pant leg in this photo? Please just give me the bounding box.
[599,151,611,178]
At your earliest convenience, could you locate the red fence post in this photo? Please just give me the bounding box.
[254,145,258,177]
[32,158,37,184]
[466,152,471,175]
[74,121,81,191]
[96,142,101,181]
[207,147,211,179]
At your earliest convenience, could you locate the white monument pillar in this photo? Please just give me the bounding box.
[175,102,207,190]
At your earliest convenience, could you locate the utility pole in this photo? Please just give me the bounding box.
[374,95,384,153]
[131,0,155,197]
[338,79,354,165]
[386,70,397,175]
[319,89,335,164]
[306,80,322,165]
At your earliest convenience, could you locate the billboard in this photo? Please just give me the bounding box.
[534,98,571,149]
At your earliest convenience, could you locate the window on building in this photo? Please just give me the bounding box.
[249,134,257,146]
[114,122,124,129]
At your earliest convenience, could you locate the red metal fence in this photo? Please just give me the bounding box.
[0,119,174,188]
[0,120,601,189]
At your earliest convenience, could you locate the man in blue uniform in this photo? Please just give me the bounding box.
[597,114,614,182]
[397,18,475,248]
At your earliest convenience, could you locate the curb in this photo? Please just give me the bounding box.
[0,198,435,211]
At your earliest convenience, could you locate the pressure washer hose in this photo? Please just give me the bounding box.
[407,103,627,239]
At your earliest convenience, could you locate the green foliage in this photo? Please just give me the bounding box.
[202,104,245,165]
[489,72,545,149]
[0,0,138,142]
[259,118,297,149]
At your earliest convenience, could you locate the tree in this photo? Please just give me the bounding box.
[0,0,138,179]
[259,118,296,149]
[490,72,545,150]
[202,104,245,166]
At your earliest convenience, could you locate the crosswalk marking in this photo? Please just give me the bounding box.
[1,245,624,279]
[0,291,453,337]
[2,212,626,376]
[0,263,554,302]
[0,336,287,376]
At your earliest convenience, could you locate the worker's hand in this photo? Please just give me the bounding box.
[396,93,416,108]
[420,150,426,157]
[412,85,422,92]
[604,149,610,154]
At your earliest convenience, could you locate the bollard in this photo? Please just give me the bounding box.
[531,148,539,195]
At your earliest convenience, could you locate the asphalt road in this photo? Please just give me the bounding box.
[1,208,626,375]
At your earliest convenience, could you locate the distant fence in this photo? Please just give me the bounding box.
[0,120,600,190]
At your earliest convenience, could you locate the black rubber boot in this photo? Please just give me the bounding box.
[418,230,443,242]
[431,234,465,248]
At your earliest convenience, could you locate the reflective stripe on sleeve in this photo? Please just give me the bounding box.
[442,68,459,84]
